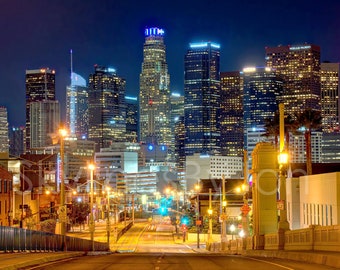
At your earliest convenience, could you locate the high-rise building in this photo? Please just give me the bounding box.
[170,93,184,162]
[88,65,126,151]
[9,126,25,157]
[242,67,283,166]
[242,67,283,132]
[125,96,138,143]
[0,106,9,153]
[139,27,171,148]
[30,100,60,149]
[265,44,321,115]
[184,42,221,156]
[220,71,244,156]
[66,72,88,139]
[320,62,340,133]
[25,68,56,151]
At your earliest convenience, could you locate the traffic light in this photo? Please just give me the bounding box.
[181,216,189,225]
[160,207,168,216]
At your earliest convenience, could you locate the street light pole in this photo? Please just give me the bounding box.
[59,128,67,250]
[88,163,95,252]
[221,174,227,250]
[278,103,290,232]
[195,183,201,248]
[106,187,111,246]
[208,188,213,245]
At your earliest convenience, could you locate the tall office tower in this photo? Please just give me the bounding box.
[220,71,244,156]
[170,93,184,162]
[0,107,9,153]
[125,96,138,143]
[25,68,56,151]
[184,42,221,156]
[174,116,185,185]
[242,67,283,154]
[9,126,25,157]
[265,44,321,114]
[30,100,60,149]
[66,72,88,139]
[139,27,171,148]
[88,65,126,151]
[320,62,340,133]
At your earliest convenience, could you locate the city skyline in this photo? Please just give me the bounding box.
[1,0,339,127]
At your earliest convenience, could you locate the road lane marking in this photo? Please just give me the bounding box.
[246,257,295,270]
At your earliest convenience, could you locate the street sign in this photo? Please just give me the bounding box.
[241,204,251,216]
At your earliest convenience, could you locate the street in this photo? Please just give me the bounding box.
[23,218,338,270]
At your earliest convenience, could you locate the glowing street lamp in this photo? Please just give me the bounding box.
[194,183,201,248]
[59,128,67,250]
[88,163,95,251]
[207,188,213,244]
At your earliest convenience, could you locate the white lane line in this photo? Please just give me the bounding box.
[246,257,295,270]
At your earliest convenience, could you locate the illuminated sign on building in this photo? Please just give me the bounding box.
[145,27,165,37]
[190,42,220,49]
[289,45,311,51]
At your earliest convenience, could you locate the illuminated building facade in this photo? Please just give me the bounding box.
[66,72,88,139]
[0,107,9,153]
[184,42,221,156]
[265,44,321,114]
[125,96,138,143]
[88,65,126,151]
[220,71,244,156]
[242,67,283,149]
[139,27,172,149]
[9,126,25,157]
[25,68,56,151]
[30,100,60,149]
[320,62,340,133]
[170,93,184,162]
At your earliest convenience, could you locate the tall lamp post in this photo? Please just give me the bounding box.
[88,163,95,251]
[105,186,111,246]
[194,183,201,248]
[207,188,213,245]
[59,128,67,250]
[278,103,290,231]
[221,175,227,250]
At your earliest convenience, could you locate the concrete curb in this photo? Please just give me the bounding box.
[243,250,340,269]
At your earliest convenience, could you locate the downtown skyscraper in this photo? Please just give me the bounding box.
[88,65,126,151]
[184,42,221,156]
[25,68,56,152]
[139,27,172,150]
[66,72,88,139]
[265,44,321,114]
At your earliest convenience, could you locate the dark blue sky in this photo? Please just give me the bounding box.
[1,0,339,126]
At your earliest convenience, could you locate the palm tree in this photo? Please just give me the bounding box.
[262,112,297,152]
[295,109,322,175]
[262,112,280,149]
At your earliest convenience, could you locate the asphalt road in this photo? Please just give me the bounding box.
[20,219,338,270]
[22,253,338,270]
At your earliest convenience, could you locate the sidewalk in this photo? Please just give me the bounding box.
[0,251,85,270]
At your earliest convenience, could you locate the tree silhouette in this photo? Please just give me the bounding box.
[295,109,322,175]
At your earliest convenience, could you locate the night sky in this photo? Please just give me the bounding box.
[1,0,339,127]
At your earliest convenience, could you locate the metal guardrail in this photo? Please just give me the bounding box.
[0,226,109,252]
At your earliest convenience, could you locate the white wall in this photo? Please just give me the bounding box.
[299,172,340,228]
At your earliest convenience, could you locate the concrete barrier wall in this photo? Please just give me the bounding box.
[285,227,314,250]
[201,225,340,253]
[314,225,340,252]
